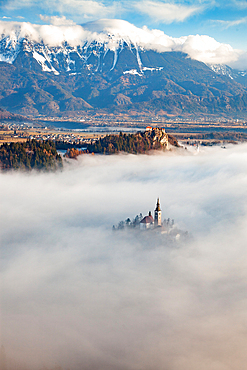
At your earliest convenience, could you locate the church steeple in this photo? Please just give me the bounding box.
[155,198,161,212]
[154,198,162,226]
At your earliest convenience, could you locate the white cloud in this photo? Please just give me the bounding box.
[3,0,35,9]
[2,145,247,369]
[0,18,246,67]
[4,0,119,19]
[214,16,247,29]
[230,50,247,69]
[177,34,243,66]
[3,0,207,22]
[231,0,247,9]
[39,14,76,26]
[54,0,118,18]
[134,0,202,23]
[0,20,93,47]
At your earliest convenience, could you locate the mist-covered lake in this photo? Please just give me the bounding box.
[1,144,247,370]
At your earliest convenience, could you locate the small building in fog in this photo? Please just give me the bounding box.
[140,199,162,229]
[140,212,154,229]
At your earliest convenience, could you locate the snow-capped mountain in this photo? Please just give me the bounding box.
[0,19,247,118]
[0,19,164,74]
[0,19,245,76]
[209,64,247,86]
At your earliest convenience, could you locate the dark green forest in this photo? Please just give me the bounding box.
[87,131,178,154]
[0,139,63,171]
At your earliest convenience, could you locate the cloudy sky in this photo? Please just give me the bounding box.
[1,144,247,369]
[0,0,247,51]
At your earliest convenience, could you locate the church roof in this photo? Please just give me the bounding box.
[140,215,154,224]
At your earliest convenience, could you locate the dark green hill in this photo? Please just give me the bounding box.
[86,128,179,154]
[0,139,63,171]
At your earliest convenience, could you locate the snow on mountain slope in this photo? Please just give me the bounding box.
[0,19,245,76]
[208,64,247,86]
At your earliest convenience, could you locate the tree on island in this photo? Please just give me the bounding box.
[88,129,179,155]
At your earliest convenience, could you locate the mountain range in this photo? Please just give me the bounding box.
[0,19,247,119]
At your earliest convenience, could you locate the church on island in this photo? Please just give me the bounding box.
[140,198,163,229]
[113,198,175,233]
[113,199,189,242]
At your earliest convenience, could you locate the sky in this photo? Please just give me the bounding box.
[0,0,247,51]
[1,144,247,369]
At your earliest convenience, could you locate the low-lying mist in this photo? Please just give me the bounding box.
[1,144,247,370]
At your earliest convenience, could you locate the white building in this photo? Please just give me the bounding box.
[140,212,154,229]
[140,199,162,229]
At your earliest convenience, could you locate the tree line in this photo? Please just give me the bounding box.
[87,130,171,154]
[0,139,63,171]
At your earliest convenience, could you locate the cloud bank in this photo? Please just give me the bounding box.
[1,144,247,370]
[0,18,246,68]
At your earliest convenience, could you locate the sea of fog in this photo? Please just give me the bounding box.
[1,144,247,370]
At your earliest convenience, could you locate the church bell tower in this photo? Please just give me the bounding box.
[154,198,162,226]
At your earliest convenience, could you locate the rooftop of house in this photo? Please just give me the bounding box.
[140,215,154,224]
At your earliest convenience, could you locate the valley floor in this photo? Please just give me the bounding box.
[1,118,247,146]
